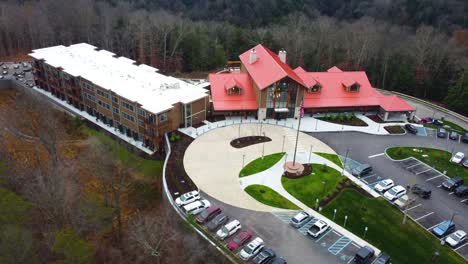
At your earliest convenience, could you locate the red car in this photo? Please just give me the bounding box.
[227,230,252,250]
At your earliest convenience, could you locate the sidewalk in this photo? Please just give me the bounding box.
[179,113,408,139]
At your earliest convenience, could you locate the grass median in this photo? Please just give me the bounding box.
[282,164,344,207]
[244,184,299,210]
[386,147,467,181]
[239,152,285,177]
[321,189,466,264]
[314,152,343,168]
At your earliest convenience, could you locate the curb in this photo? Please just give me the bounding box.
[162,133,239,264]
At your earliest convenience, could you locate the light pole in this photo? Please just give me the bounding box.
[333,209,337,221]
[341,148,350,176]
[315,198,319,210]
[242,154,245,168]
[282,135,286,152]
[363,226,368,239]
[315,116,318,131]
[238,123,241,138]
[344,215,348,228]
[432,251,440,263]
[284,153,288,165]
[262,132,266,159]
[292,102,304,166]
[308,145,313,163]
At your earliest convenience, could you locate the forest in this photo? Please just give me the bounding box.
[0,0,467,111]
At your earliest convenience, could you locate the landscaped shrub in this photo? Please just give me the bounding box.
[330,114,337,121]
[170,132,180,142]
[321,163,328,172]
[337,113,343,121]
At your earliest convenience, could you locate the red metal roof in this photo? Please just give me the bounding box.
[299,71,415,112]
[239,44,307,90]
[209,73,258,111]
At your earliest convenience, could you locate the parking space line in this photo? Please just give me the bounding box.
[455,242,468,251]
[426,174,444,181]
[448,192,454,195]
[406,204,422,211]
[406,163,422,169]
[351,242,360,248]
[415,212,434,221]
[427,221,445,231]
[316,229,333,242]
[368,153,384,158]
[332,230,341,236]
[437,185,442,188]
[461,199,467,203]
[416,168,432,175]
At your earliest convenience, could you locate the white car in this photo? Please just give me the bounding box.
[239,237,264,261]
[394,195,415,209]
[182,199,210,215]
[384,185,407,201]
[216,219,241,240]
[175,190,200,206]
[450,152,465,164]
[290,211,312,228]
[445,230,467,247]
[374,179,395,193]
[307,219,329,238]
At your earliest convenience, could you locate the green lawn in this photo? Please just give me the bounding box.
[282,164,344,208]
[244,184,299,210]
[386,147,467,181]
[424,120,467,133]
[83,127,163,179]
[321,189,465,264]
[317,116,368,127]
[314,152,343,168]
[239,152,285,177]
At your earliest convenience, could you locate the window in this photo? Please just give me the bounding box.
[112,96,119,103]
[308,84,321,93]
[122,112,135,122]
[121,101,134,112]
[113,106,119,114]
[138,119,144,127]
[159,112,168,123]
[138,108,146,117]
[85,93,95,102]
[98,100,110,110]
[227,86,242,95]
[96,89,109,99]
[349,83,360,92]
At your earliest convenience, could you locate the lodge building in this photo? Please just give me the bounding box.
[30,43,209,151]
[209,44,415,121]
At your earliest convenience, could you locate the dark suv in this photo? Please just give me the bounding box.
[411,184,431,199]
[352,164,373,177]
[404,124,418,134]
[442,177,464,191]
[454,186,468,197]
[462,133,468,143]
[354,246,375,264]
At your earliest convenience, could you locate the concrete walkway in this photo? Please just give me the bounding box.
[179,113,408,139]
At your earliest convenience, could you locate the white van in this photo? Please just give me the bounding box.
[183,199,210,215]
[216,219,241,240]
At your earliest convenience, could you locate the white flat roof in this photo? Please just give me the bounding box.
[29,43,208,114]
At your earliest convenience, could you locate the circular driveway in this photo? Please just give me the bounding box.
[183,123,337,212]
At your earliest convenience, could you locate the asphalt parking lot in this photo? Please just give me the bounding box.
[313,131,468,261]
[0,61,35,85]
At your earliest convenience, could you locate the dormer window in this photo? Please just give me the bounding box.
[343,81,360,92]
[227,86,242,95]
[225,77,243,95]
[308,84,321,93]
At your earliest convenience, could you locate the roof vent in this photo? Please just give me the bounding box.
[278,49,287,63]
[249,48,257,64]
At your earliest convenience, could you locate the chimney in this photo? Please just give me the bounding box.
[249,48,257,64]
[278,49,287,63]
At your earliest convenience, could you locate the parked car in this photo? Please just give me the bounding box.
[0,75,3,79]
[175,190,200,206]
[450,152,465,164]
[21,62,29,67]
[449,131,459,140]
[432,220,456,237]
[183,199,210,215]
[290,211,312,228]
[437,128,448,138]
[195,206,221,224]
[394,195,416,209]
[2,65,8,69]
[404,124,418,134]
[2,70,7,75]
[239,237,264,261]
[352,164,373,177]
[433,119,444,126]
[442,177,464,191]
[454,186,468,197]
[270,258,287,264]
[445,230,467,247]
[253,248,276,264]
[216,219,241,240]
[384,185,407,201]
[420,117,433,123]
[411,184,431,199]
[13,64,19,69]
[353,245,375,264]
[227,230,252,250]
[374,179,395,193]
[374,254,391,264]
[462,132,468,143]
[207,213,228,231]
[307,219,329,238]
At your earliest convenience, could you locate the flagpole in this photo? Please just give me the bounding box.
[292,99,304,166]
